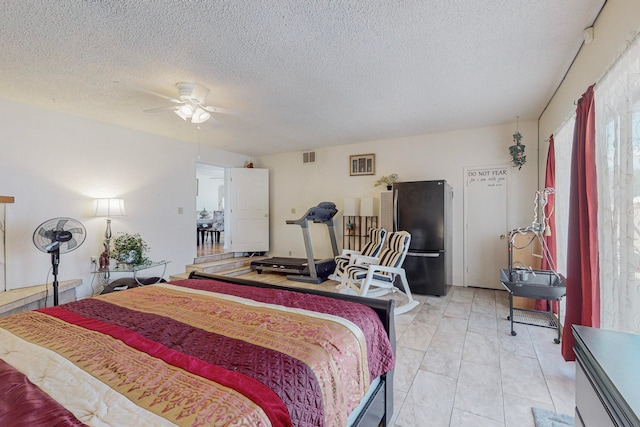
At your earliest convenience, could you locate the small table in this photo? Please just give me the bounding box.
[95,260,170,289]
[500,268,566,343]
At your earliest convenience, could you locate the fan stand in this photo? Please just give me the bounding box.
[50,247,61,306]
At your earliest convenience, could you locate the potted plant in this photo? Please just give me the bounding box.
[374,173,399,190]
[346,221,356,234]
[509,131,526,169]
[111,232,150,266]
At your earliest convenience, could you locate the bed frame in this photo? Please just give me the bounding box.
[188,271,396,427]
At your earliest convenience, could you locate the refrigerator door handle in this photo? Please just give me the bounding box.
[393,189,399,231]
[407,252,441,257]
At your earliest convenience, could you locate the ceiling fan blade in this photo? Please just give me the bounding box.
[208,117,222,128]
[143,105,179,113]
[115,81,181,103]
[202,105,253,119]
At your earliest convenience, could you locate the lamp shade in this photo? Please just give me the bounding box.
[360,197,379,217]
[94,198,126,217]
[191,107,211,124]
[343,198,360,216]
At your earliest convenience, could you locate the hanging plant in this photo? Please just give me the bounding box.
[509,130,526,170]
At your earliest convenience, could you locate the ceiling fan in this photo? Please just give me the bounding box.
[123,81,240,124]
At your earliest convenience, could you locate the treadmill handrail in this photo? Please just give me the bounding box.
[287,202,338,225]
[282,202,340,282]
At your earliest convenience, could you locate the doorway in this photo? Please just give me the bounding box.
[196,163,227,257]
[463,165,509,289]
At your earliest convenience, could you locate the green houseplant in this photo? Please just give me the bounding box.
[509,131,526,170]
[111,232,150,266]
[374,173,399,190]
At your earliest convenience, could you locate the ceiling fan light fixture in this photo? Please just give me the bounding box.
[174,109,188,121]
[191,107,211,124]
[174,104,194,121]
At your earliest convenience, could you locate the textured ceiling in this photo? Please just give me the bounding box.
[0,1,604,156]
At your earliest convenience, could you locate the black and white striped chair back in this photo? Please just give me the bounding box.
[377,231,411,269]
[334,228,387,273]
[360,228,387,257]
[345,231,411,282]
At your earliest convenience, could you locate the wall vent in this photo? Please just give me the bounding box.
[302,151,316,164]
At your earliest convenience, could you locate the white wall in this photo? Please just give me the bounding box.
[257,120,539,286]
[0,99,249,297]
[539,1,640,174]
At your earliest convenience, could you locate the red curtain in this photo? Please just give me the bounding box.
[561,84,600,361]
[535,136,558,312]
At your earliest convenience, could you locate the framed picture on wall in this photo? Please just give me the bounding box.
[349,153,375,176]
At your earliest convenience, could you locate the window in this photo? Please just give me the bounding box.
[594,32,640,333]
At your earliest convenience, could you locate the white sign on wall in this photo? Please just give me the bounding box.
[466,167,507,188]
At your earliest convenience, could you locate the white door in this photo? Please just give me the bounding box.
[463,166,508,289]
[229,168,269,253]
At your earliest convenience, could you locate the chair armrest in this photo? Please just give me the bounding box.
[368,265,402,274]
[353,255,380,266]
[340,249,362,257]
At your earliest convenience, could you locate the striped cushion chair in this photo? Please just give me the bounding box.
[338,230,419,315]
[328,228,387,282]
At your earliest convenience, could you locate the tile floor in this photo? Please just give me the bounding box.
[234,271,576,427]
[389,286,575,427]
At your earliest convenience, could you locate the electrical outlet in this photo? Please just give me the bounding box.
[91,256,97,264]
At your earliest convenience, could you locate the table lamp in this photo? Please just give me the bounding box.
[94,198,126,268]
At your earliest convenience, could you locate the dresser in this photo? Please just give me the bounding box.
[572,325,640,427]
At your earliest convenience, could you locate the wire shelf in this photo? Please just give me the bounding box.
[511,308,558,329]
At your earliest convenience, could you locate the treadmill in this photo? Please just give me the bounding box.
[250,202,339,284]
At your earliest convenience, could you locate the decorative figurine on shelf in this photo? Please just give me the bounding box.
[99,242,110,270]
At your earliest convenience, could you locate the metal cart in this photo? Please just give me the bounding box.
[500,268,566,343]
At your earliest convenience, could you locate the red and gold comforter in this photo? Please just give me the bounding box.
[0,279,394,426]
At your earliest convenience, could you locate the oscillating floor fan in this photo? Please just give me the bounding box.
[33,217,86,306]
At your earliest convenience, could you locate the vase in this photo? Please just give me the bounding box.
[118,250,139,265]
[386,185,392,190]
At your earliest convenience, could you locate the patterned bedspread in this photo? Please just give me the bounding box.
[0,279,395,426]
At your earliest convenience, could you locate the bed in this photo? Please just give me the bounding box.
[0,271,396,426]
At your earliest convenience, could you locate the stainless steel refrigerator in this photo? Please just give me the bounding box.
[393,180,452,296]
